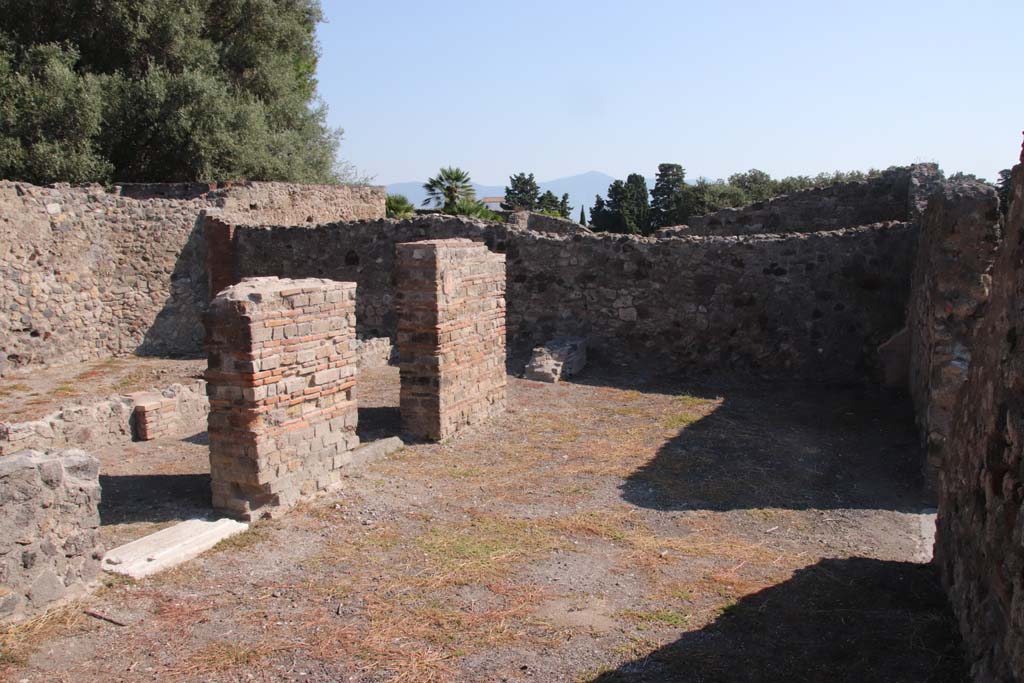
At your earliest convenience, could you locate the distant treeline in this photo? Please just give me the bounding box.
[588,165,893,236]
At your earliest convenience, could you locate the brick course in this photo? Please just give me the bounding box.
[204,277,358,519]
[396,240,506,441]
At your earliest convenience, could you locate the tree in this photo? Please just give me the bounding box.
[690,178,750,215]
[0,44,112,183]
[615,174,650,234]
[501,172,539,211]
[727,169,776,203]
[558,193,572,219]
[422,166,475,211]
[536,190,561,215]
[0,0,351,184]
[452,196,502,221]
[386,193,415,219]
[589,174,650,234]
[650,163,692,229]
[589,195,614,231]
[579,206,587,226]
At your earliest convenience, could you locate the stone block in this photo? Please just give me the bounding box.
[524,337,587,383]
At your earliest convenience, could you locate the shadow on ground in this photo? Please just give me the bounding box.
[587,557,966,683]
[358,405,401,442]
[99,473,212,526]
[569,365,928,513]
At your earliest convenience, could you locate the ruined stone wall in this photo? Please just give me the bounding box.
[0,180,385,373]
[906,182,1001,487]
[395,240,506,441]
[233,216,915,381]
[934,163,1024,681]
[662,164,939,237]
[0,449,102,622]
[0,381,208,456]
[204,277,358,520]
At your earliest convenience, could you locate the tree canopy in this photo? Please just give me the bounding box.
[423,167,475,211]
[0,0,351,184]
[589,164,892,235]
[501,172,539,211]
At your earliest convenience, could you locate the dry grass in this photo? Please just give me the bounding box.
[0,601,90,666]
[168,639,308,679]
[620,608,690,628]
[0,382,31,397]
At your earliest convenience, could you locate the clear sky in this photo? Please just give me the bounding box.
[315,0,1022,186]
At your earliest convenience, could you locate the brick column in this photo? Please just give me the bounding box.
[395,239,506,441]
[204,277,358,519]
[203,210,237,300]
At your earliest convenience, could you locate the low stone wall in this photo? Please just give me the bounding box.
[396,240,507,441]
[0,180,384,373]
[906,181,1001,487]
[662,164,940,236]
[507,211,591,235]
[0,449,102,622]
[205,277,359,519]
[232,216,915,382]
[354,337,395,369]
[0,381,208,455]
[934,163,1024,680]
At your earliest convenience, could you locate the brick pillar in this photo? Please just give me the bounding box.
[204,277,358,520]
[203,210,237,300]
[395,239,506,441]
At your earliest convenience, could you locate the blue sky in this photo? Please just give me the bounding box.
[316,0,1022,186]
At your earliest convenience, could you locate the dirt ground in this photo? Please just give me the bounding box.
[1,364,966,682]
[0,357,207,422]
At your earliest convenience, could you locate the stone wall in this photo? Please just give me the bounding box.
[395,240,506,441]
[232,216,915,382]
[906,182,1001,487]
[0,449,102,622]
[934,163,1024,681]
[204,277,359,520]
[0,381,208,456]
[659,164,940,237]
[0,180,384,373]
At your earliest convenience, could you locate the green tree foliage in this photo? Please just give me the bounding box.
[0,44,111,183]
[591,175,651,234]
[423,166,475,211]
[0,0,350,184]
[579,206,587,225]
[727,169,776,203]
[649,163,693,229]
[501,172,539,210]
[587,164,888,235]
[386,193,415,219]
[536,190,560,214]
[589,195,613,231]
[558,193,572,219]
[451,197,502,221]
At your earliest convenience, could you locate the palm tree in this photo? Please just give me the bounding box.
[422,167,475,212]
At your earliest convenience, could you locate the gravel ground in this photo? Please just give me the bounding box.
[1,365,966,682]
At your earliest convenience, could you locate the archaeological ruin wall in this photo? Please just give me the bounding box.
[905,181,1001,487]
[204,277,359,520]
[0,180,384,374]
[231,216,915,382]
[659,164,941,237]
[933,162,1024,681]
[395,239,507,441]
[0,449,102,621]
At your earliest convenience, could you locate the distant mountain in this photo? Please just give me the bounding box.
[387,171,619,218]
